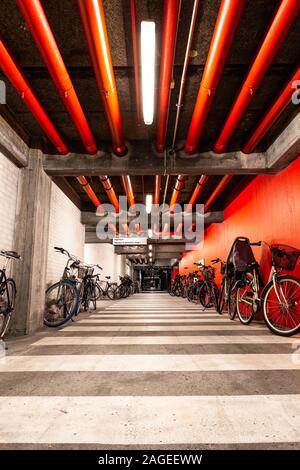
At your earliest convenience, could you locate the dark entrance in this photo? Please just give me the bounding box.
[134,266,171,292]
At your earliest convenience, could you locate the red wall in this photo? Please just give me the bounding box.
[179,156,300,285]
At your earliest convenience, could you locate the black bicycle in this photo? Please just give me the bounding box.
[0,250,20,337]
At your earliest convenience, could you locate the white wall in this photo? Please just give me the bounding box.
[84,243,127,282]
[46,182,85,284]
[0,152,21,251]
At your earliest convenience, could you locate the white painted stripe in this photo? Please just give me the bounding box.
[78,318,231,324]
[90,314,216,318]
[32,335,298,346]
[0,395,300,444]
[0,354,298,371]
[61,325,264,332]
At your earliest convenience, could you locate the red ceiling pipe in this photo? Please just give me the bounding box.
[185,0,245,155]
[130,0,141,125]
[154,175,161,205]
[0,35,68,155]
[78,0,126,156]
[188,175,209,206]
[156,0,182,153]
[121,175,135,207]
[204,175,232,212]
[17,0,97,155]
[169,174,188,209]
[99,176,120,212]
[77,176,104,211]
[242,66,300,153]
[214,0,300,153]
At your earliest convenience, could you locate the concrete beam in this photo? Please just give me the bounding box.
[43,141,267,176]
[0,115,29,167]
[81,210,224,225]
[266,113,300,170]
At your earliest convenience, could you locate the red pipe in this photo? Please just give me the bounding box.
[242,66,300,153]
[185,0,245,154]
[130,0,141,125]
[154,175,161,205]
[17,0,97,155]
[169,174,188,209]
[0,35,68,155]
[204,175,232,212]
[77,176,104,211]
[189,175,209,206]
[99,176,120,212]
[214,0,299,153]
[156,0,181,153]
[121,175,135,207]
[78,0,126,156]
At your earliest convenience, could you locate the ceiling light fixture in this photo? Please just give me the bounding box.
[141,21,155,125]
[146,194,153,214]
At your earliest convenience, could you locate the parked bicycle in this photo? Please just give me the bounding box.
[233,240,300,336]
[193,261,219,309]
[44,247,81,327]
[0,250,20,337]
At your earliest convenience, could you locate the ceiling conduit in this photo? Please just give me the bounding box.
[242,65,300,153]
[214,0,300,153]
[204,175,232,212]
[77,0,126,156]
[185,0,245,155]
[175,175,209,234]
[17,0,97,155]
[0,35,68,155]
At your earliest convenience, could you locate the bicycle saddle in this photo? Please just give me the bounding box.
[105,276,111,279]
[1,250,21,259]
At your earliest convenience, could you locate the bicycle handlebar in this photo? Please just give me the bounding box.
[250,241,262,247]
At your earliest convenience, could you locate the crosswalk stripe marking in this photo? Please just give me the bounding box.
[77,318,235,324]
[32,335,299,345]
[61,325,264,332]
[0,395,300,444]
[0,354,298,372]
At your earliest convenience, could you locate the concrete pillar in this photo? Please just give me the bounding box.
[12,149,51,335]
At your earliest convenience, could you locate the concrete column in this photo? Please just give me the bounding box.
[12,149,51,335]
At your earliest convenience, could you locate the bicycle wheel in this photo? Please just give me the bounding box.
[211,282,219,311]
[263,275,300,336]
[44,280,78,327]
[107,285,116,300]
[236,273,256,325]
[199,283,211,308]
[228,284,237,320]
[0,279,16,337]
[217,280,225,314]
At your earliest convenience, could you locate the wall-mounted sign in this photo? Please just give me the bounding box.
[113,237,148,246]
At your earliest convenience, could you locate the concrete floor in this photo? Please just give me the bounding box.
[0,292,300,449]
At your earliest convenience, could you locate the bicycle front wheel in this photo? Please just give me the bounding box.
[263,275,300,336]
[0,279,16,337]
[44,280,78,327]
[236,273,256,325]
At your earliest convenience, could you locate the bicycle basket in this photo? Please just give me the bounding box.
[87,267,94,276]
[77,266,88,279]
[271,244,300,271]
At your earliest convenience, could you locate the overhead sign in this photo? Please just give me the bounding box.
[115,245,147,255]
[113,237,148,246]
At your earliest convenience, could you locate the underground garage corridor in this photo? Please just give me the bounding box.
[0,0,300,460]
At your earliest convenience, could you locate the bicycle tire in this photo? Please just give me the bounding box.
[0,278,16,337]
[107,286,116,300]
[262,275,300,336]
[44,280,78,327]
[217,280,225,314]
[199,283,211,308]
[236,272,256,325]
[228,284,237,320]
